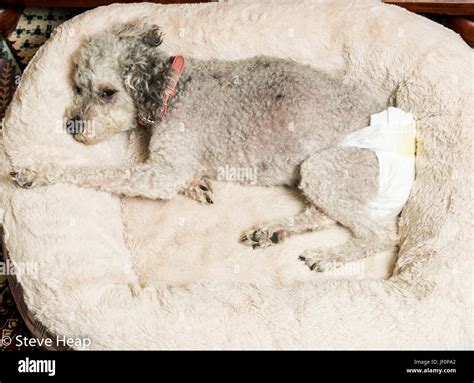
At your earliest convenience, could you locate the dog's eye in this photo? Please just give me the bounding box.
[99,88,117,100]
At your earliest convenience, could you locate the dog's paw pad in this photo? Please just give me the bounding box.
[240,227,284,249]
[183,176,214,204]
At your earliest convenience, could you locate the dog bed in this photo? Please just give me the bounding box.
[0,0,472,349]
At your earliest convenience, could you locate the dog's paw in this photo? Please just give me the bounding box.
[298,251,342,273]
[10,169,40,189]
[240,226,284,249]
[182,176,214,204]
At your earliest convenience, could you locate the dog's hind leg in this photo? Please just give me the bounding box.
[297,147,398,272]
[240,206,335,249]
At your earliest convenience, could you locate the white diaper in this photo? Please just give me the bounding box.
[340,107,417,221]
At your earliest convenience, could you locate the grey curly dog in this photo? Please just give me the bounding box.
[12,22,398,272]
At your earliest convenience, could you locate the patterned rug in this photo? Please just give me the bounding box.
[0,7,81,351]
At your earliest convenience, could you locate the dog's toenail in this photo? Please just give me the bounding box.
[270,231,280,244]
[298,256,306,261]
[24,182,33,188]
[9,172,17,176]
[251,232,258,242]
[200,185,209,191]
[205,196,213,204]
[310,263,317,271]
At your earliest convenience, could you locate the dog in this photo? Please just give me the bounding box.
[11,22,400,272]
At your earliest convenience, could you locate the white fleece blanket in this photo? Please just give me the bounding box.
[0,0,472,350]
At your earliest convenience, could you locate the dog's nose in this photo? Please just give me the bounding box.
[65,116,82,135]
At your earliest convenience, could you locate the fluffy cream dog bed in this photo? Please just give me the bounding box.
[0,0,472,349]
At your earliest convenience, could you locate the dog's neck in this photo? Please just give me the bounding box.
[135,56,244,128]
[136,55,186,128]
[135,56,233,128]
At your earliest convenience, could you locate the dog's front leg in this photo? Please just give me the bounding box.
[11,163,194,200]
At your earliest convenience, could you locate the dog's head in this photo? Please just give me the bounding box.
[67,22,171,144]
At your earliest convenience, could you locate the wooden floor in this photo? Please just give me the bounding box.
[384,0,474,15]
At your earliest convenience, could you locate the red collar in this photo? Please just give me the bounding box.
[137,55,185,127]
[160,55,185,118]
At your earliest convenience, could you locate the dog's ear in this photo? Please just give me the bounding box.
[119,23,171,121]
[141,25,163,47]
[113,22,163,47]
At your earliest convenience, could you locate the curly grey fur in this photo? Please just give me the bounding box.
[13,21,399,271]
[119,24,175,122]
